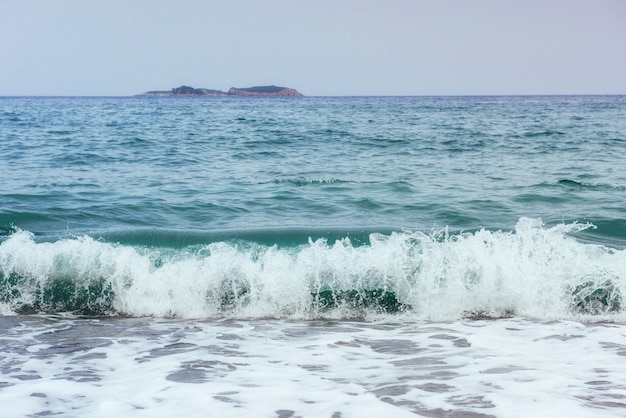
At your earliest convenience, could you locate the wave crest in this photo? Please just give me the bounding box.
[1,219,624,320]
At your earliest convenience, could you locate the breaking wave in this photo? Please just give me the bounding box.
[1,218,624,321]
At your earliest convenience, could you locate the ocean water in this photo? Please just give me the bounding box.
[1,95,626,417]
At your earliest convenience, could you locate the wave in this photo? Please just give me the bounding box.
[271,177,346,186]
[557,179,626,191]
[1,218,625,321]
[523,130,566,138]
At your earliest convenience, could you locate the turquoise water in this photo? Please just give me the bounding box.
[1,96,625,318]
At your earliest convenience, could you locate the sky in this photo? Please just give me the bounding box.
[1,0,625,96]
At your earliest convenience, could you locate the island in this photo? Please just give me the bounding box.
[136,85,303,97]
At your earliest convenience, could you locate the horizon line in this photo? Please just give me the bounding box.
[1,93,625,98]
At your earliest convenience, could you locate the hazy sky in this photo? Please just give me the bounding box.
[1,0,625,96]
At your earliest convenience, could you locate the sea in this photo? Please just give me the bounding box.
[1,95,625,417]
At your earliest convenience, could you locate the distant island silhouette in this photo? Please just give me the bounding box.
[137,85,303,97]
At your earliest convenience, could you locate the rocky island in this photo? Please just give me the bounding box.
[137,85,303,97]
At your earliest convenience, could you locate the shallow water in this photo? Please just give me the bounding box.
[1,316,626,417]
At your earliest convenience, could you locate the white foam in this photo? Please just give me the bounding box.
[1,317,625,417]
[1,218,625,320]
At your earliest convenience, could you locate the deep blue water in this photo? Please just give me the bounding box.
[1,96,625,319]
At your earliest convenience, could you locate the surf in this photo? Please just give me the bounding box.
[1,218,624,321]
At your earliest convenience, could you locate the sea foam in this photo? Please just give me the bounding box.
[1,218,624,320]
